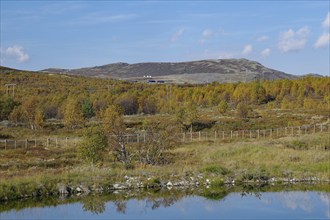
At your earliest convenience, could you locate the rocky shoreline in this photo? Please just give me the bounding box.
[2,174,328,202]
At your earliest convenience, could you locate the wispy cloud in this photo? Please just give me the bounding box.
[242,44,253,55]
[314,13,330,48]
[202,29,213,38]
[322,12,330,28]
[67,13,138,26]
[314,33,330,48]
[261,48,271,57]
[171,28,185,43]
[199,29,214,44]
[40,2,87,15]
[1,45,30,63]
[143,18,188,24]
[257,35,269,42]
[278,26,309,53]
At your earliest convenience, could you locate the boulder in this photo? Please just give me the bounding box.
[57,184,69,195]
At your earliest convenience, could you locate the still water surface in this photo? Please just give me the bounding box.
[1,187,329,219]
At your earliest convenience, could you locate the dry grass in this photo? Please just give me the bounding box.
[0,132,329,200]
[174,133,330,180]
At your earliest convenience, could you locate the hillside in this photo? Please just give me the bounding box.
[42,59,297,84]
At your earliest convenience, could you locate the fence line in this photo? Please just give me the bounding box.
[0,137,82,150]
[0,124,329,150]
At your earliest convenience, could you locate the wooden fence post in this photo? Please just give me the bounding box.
[190,132,192,142]
[198,131,201,141]
[321,124,323,132]
[276,128,279,137]
[25,139,28,148]
[137,134,140,143]
[4,140,7,150]
[257,130,260,139]
[313,125,316,134]
[231,131,233,139]
[222,131,225,139]
[249,130,252,139]
[214,131,217,141]
[14,140,17,149]
[298,126,301,136]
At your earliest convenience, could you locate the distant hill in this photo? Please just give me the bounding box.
[41,59,299,84]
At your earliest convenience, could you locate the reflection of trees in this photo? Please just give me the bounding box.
[82,196,106,214]
[115,201,127,214]
[144,194,181,211]
[3,184,329,216]
[240,191,262,199]
[202,188,230,201]
[148,197,177,210]
[240,185,262,199]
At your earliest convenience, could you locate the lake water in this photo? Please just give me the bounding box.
[1,185,329,219]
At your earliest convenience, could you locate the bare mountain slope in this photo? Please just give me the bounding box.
[42,59,297,83]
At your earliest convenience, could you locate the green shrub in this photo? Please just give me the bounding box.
[78,126,108,165]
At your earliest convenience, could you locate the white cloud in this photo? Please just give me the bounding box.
[242,44,253,55]
[322,12,330,28]
[171,28,185,43]
[257,35,269,41]
[314,13,330,49]
[314,33,330,48]
[202,29,213,37]
[278,26,310,53]
[1,45,30,63]
[261,48,271,57]
[199,29,214,44]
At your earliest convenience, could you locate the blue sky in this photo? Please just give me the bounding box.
[1,1,329,75]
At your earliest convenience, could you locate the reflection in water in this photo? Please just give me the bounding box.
[115,201,127,214]
[81,195,105,214]
[278,191,314,212]
[319,192,330,218]
[1,184,329,219]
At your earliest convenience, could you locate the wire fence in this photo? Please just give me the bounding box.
[0,124,329,150]
[182,124,329,142]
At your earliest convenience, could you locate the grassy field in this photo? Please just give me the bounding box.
[1,132,329,201]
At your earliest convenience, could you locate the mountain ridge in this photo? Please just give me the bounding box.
[41,58,299,84]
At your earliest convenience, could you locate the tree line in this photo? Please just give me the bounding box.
[1,67,329,168]
[0,69,329,130]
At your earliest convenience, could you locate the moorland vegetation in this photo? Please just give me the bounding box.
[0,66,329,201]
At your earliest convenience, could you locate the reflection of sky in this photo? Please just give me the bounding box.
[319,193,330,219]
[1,191,329,219]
